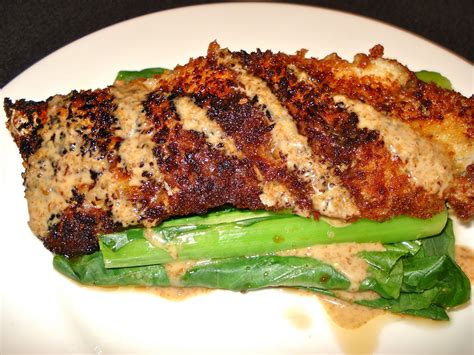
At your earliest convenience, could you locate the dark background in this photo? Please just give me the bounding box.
[1,0,472,88]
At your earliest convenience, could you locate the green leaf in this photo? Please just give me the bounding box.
[415,219,455,260]
[53,252,170,287]
[357,292,449,321]
[359,259,404,299]
[385,240,421,256]
[355,219,470,319]
[399,220,470,308]
[359,249,407,272]
[100,236,173,269]
[181,256,351,292]
[358,246,409,299]
[399,305,448,321]
[101,228,144,251]
[402,255,470,307]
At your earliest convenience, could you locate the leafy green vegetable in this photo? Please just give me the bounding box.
[414,219,455,260]
[359,256,404,299]
[357,293,450,320]
[100,209,447,268]
[402,255,470,307]
[356,220,470,320]
[358,241,421,298]
[115,67,168,82]
[385,240,421,256]
[54,218,470,320]
[415,70,453,90]
[181,256,350,291]
[53,252,170,287]
[54,253,350,291]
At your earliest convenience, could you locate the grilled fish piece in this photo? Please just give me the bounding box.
[5,42,473,256]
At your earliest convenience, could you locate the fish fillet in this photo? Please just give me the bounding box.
[5,42,473,256]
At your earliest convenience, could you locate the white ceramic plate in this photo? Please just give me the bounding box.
[1,3,473,354]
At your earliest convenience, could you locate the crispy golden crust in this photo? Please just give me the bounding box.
[5,43,473,256]
[290,46,474,171]
[340,141,445,219]
[447,164,474,220]
[232,47,447,219]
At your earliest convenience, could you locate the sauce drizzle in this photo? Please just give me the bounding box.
[456,245,474,283]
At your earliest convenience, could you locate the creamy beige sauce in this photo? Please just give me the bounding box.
[284,306,313,330]
[284,288,390,355]
[24,95,107,236]
[318,294,395,355]
[164,260,198,286]
[107,82,167,226]
[174,96,242,157]
[456,245,474,283]
[220,54,359,219]
[144,228,179,260]
[317,294,385,329]
[24,81,172,237]
[145,286,211,301]
[112,82,164,188]
[332,290,380,302]
[320,216,353,228]
[334,95,454,196]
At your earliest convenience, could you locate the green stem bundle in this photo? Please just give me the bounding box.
[99,209,448,268]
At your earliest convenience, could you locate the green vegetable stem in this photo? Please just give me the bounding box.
[415,70,453,90]
[115,67,168,82]
[99,209,447,268]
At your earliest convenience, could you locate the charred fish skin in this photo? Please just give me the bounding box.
[4,42,473,257]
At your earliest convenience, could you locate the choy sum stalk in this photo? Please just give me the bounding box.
[99,209,447,268]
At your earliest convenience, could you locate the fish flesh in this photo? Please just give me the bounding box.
[5,42,473,256]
